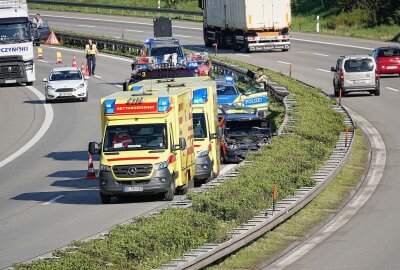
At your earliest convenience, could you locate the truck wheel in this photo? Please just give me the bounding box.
[164,180,175,201]
[100,193,112,204]
[204,30,212,48]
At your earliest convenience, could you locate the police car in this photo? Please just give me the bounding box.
[216,76,241,106]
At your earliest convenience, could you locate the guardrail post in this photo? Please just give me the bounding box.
[97,7,99,13]
[339,89,342,106]
[345,127,349,148]
[289,63,292,77]
[272,184,277,216]
[316,15,320,33]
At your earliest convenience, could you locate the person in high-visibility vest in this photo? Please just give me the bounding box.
[254,67,267,91]
[84,39,99,76]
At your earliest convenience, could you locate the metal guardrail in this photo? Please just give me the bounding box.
[28,0,203,17]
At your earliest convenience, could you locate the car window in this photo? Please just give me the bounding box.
[344,59,374,72]
[217,85,238,95]
[50,70,82,81]
[378,48,400,57]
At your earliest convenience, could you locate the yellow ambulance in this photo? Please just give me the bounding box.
[90,89,195,204]
[131,77,221,183]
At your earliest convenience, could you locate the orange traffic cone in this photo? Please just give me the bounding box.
[72,54,77,67]
[81,62,86,75]
[56,51,62,64]
[37,47,43,59]
[85,66,90,76]
[85,152,96,179]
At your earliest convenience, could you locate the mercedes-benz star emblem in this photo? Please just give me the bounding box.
[127,167,137,176]
[7,67,12,72]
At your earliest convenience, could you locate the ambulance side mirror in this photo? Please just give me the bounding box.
[179,138,187,150]
[88,142,100,155]
[123,81,129,91]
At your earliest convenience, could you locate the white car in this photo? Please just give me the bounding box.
[43,67,89,103]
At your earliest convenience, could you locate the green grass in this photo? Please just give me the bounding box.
[206,129,369,270]
[292,15,399,41]
[15,31,348,270]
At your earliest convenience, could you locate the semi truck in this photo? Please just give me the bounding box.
[0,0,36,85]
[130,77,221,183]
[199,0,291,52]
[89,89,195,204]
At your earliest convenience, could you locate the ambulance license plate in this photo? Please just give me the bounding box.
[123,186,143,192]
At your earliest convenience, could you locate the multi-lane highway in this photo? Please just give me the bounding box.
[0,10,399,269]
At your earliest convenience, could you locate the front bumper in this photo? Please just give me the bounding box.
[194,155,213,180]
[0,61,35,85]
[46,89,87,100]
[99,168,173,196]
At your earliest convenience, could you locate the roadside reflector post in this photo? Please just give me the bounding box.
[213,43,218,56]
[273,184,277,216]
[316,15,320,33]
[339,89,342,106]
[121,26,125,40]
[37,47,43,59]
[289,63,292,77]
[345,127,349,148]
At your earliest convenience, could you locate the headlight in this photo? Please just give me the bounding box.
[77,83,85,89]
[24,61,34,70]
[100,164,111,172]
[227,144,238,149]
[47,85,56,91]
[155,160,169,170]
[196,149,209,157]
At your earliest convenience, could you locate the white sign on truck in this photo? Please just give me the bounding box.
[0,0,35,85]
[199,0,291,52]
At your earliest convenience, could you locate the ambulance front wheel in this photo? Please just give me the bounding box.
[164,180,175,201]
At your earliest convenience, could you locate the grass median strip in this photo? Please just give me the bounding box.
[206,129,369,270]
[15,33,348,270]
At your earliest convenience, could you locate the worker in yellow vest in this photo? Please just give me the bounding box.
[84,39,98,76]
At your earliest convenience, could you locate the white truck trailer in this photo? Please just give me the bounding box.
[0,0,36,85]
[199,0,291,52]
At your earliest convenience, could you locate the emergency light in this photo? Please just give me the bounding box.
[187,62,198,68]
[104,99,116,114]
[225,75,234,83]
[192,88,208,104]
[158,97,171,112]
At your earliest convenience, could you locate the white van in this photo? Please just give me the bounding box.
[331,55,380,96]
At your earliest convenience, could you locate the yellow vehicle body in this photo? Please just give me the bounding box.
[99,89,195,202]
[131,77,221,182]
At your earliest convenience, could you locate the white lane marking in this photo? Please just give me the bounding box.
[235,53,251,57]
[316,68,331,73]
[270,108,386,270]
[277,61,291,65]
[126,29,144,33]
[292,37,374,51]
[219,164,237,176]
[386,87,399,92]
[94,75,102,79]
[42,195,65,205]
[37,59,48,63]
[78,24,95,28]
[174,34,191,38]
[45,46,131,63]
[0,86,54,169]
[32,13,202,30]
[313,53,330,57]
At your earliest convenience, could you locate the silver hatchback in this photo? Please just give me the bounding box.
[331,55,380,96]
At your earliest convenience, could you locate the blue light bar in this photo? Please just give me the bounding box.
[104,99,116,114]
[145,38,151,44]
[187,62,198,68]
[158,97,170,112]
[192,88,208,104]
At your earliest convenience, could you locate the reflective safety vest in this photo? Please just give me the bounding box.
[86,44,97,55]
[255,74,267,89]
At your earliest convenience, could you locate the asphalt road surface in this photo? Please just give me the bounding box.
[0,10,399,269]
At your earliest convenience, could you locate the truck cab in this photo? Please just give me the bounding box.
[92,89,195,204]
[130,77,221,183]
[0,1,35,85]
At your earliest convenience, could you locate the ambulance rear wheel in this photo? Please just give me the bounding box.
[100,193,111,204]
[164,180,175,201]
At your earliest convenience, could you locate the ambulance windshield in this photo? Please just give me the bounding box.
[103,124,168,152]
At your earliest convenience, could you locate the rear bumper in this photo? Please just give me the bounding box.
[99,169,172,196]
[248,42,290,51]
[343,85,379,92]
[378,66,400,74]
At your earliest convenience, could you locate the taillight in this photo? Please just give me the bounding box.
[340,68,344,82]
[375,69,379,80]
